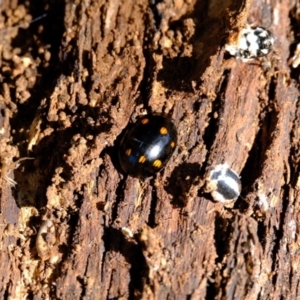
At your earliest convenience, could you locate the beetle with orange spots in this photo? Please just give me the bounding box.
[118,115,177,178]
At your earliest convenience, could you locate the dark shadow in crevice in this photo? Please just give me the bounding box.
[164,162,201,208]
[147,177,158,228]
[102,227,149,300]
[235,123,267,213]
[238,77,278,205]
[205,280,217,300]
[13,126,78,208]
[213,213,232,263]
[57,203,80,255]
[156,2,210,92]
[81,49,93,94]
[13,99,115,209]
[157,56,199,93]
[155,0,240,92]
[149,0,164,29]
[76,275,86,299]
[133,15,157,110]
[206,212,233,299]
[202,69,231,151]
[47,204,81,299]
[7,0,66,153]
[110,175,126,223]
[101,145,127,223]
[64,106,114,150]
[94,141,125,216]
[256,219,267,251]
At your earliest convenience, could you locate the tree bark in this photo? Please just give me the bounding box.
[1,0,300,299]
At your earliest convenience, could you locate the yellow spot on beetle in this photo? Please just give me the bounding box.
[170,141,175,148]
[125,149,132,156]
[139,156,147,163]
[141,118,149,125]
[153,160,162,168]
[160,127,168,135]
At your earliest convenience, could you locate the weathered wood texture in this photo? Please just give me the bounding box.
[1,0,300,299]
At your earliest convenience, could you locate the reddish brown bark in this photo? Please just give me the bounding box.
[1,0,300,299]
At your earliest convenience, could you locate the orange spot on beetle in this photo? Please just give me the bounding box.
[139,156,147,163]
[153,160,162,168]
[160,127,168,135]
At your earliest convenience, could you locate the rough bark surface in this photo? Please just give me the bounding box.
[0,0,300,299]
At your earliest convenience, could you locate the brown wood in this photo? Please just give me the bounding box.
[1,0,300,299]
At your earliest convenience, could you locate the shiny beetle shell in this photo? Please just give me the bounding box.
[205,164,241,203]
[118,115,177,178]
